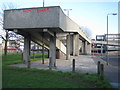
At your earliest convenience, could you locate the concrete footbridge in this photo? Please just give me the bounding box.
[92,40,120,46]
[3,6,96,69]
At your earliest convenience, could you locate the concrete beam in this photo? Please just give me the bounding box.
[23,35,31,68]
[56,39,66,54]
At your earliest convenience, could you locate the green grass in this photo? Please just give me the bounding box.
[31,53,48,58]
[2,54,113,88]
[2,53,48,65]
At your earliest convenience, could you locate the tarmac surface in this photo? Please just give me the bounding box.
[92,55,120,89]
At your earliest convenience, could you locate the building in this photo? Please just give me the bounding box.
[95,33,120,53]
[105,34,120,51]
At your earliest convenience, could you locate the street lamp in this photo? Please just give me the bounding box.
[43,0,44,7]
[64,9,72,17]
[106,13,117,65]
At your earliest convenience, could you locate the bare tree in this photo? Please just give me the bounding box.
[81,26,92,39]
[0,3,22,55]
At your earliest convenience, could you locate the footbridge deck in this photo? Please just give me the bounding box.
[92,41,120,46]
[4,6,91,69]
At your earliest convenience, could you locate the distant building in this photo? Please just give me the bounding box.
[96,35,105,41]
[105,34,120,51]
[1,38,47,53]
[95,33,120,53]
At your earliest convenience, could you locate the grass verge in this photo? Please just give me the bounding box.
[2,54,113,88]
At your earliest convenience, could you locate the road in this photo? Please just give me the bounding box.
[93,55,120,89]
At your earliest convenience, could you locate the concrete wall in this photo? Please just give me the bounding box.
[4,6,59,29]
[4,6,91,43]
[56,49,66,59]
[56,39,66,54]
[59,8,91,43]
[59,8,80,32]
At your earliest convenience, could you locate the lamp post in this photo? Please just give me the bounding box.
[64,9,72,17]
[43,0,44,7]
[106,13,117,65]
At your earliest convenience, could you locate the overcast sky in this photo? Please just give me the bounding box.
[0,0,119,43]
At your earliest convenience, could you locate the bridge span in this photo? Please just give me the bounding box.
[92,41,120,46]
[4,6,119,69]
[4,6,91,69]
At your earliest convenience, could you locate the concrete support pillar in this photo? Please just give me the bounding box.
[81,41,87,54]
[66,34,71,60]
[79,40,82,54]
[85,41,88,54]
[23,36,31,68]
[73,34,80,56]
[42,32,44,64]
[81,41,85,54]
[70,35,73,55]
[87,43,91,55]
[49,33,56,69]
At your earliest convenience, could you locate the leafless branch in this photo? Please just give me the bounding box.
[0,35,5,41]
[0,2,21,40]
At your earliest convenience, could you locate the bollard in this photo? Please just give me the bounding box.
[100,64,104,80]
[28,61,31,68]
[72,59,75,72]
[97,61,101,75]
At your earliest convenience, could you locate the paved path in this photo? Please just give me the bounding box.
[10,55,120,88]
[11,55,97,74]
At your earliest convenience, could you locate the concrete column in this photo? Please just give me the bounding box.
[85,41,88,54]
[42,32,44,64]
[79,40,82,54]
[73,34,80,56]
[82,41,87,54]
[49,33,56,69]
[23,36,31,68]
[66,34,71,60]
[87,43,91,55]
[81,41,84,54]
[70,35,73,55]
